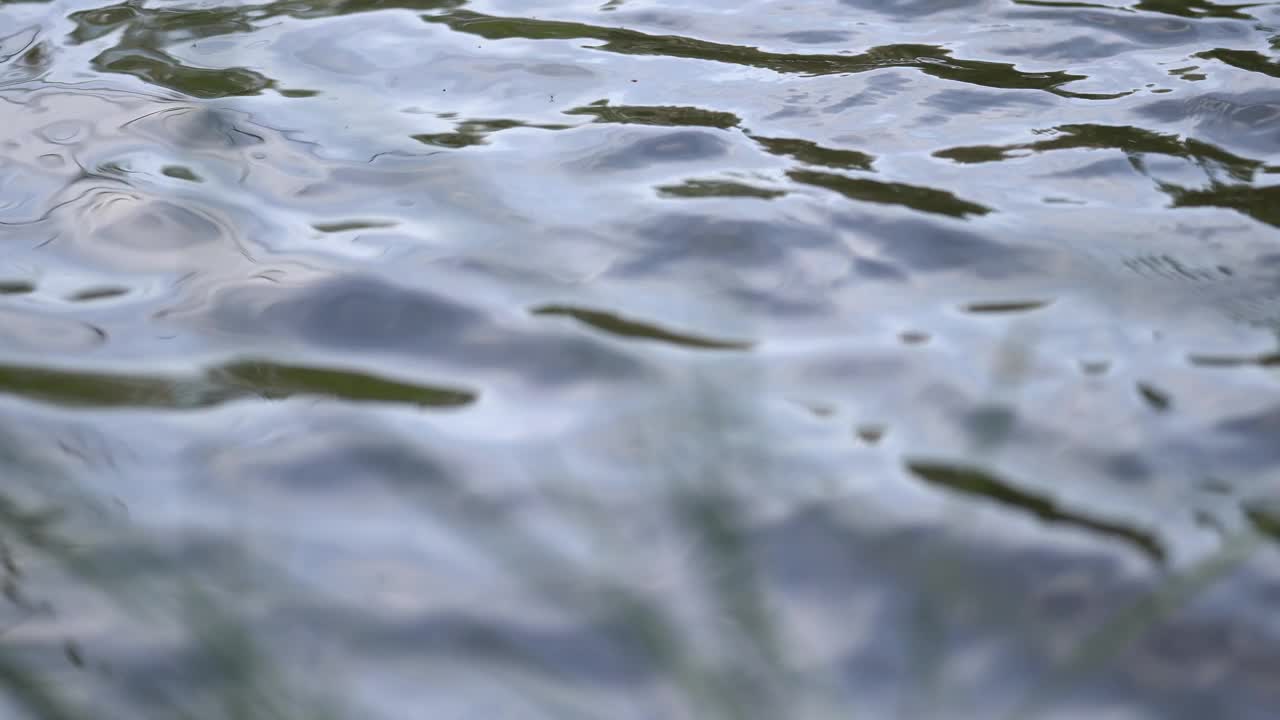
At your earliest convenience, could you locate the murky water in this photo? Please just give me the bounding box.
[2,0,1280,717]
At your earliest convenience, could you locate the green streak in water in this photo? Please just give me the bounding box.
[907,460,1167,563]
[657,179,785,200]
[423,9,1125,99]
[0,361,475,409]
[534,305,754,351]
[565,103,741,129]
[788,169,992,218]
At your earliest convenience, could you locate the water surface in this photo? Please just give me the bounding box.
[2,0,1280,718]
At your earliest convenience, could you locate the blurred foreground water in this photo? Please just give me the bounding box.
[2,0,1280,717]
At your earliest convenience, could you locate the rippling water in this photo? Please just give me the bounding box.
[2,0,1280,718]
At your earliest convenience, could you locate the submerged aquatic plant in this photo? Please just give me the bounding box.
[0,424,344,720]
[0,364,1271,719]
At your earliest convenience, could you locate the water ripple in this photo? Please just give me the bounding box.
[2,0,1280,717]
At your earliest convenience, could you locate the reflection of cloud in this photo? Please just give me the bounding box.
[208,274,654,387]
[1138,92,1280,156]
